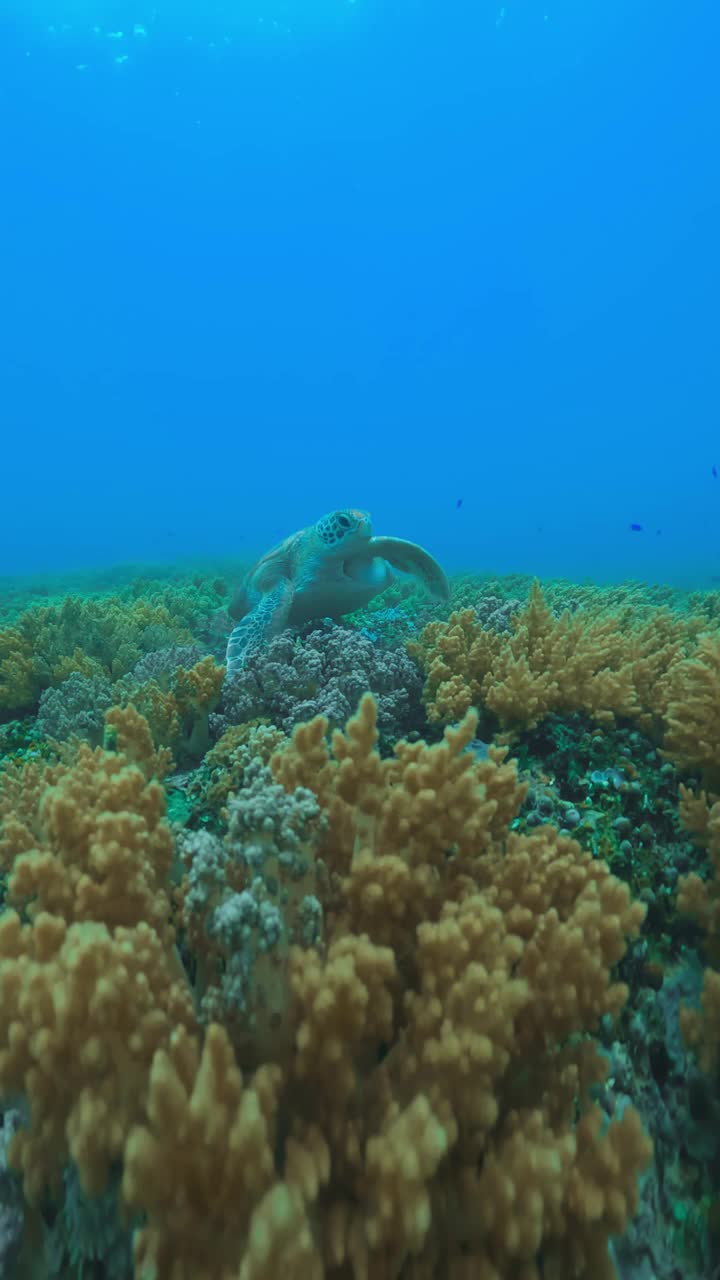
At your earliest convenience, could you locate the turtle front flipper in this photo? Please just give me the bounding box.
[225,579,294,676]
[369,537,450,600]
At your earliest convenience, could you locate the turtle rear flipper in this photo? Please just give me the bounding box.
[369,537,450,600]
[225,579,294,676]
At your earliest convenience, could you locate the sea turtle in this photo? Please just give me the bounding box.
[225,507,449,676]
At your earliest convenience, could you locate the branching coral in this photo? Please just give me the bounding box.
[662,636,720,788]
[677,784,720,943]
[0,626,38,712]
[29,649,226,770]
[0,713,194,1199]
[266,698,650,1276]
[123,1025,288,1280]
[410,581,696,738]
[410,584,634,730]
[103,703,174,780]
[0,724,175,943]
[0,914,194,1199]
[0,695,651,1278]
[271,693,527,950]
[0,595,196,715]
[172,655,226,756]
[0,572,231,721]
[0,700,177,1217]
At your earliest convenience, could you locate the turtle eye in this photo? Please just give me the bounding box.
[337,514,352,529]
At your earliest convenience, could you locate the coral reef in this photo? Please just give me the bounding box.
[2,562,720,1277]
[221,624,424,742]
[410,580,703,739]
[663,636,720,788]
[676,785,720,1072]
[0,580,228,718]
[128,643,206,685]
[28,650,225,769]
[115,654,226,765]
[184,720,286,825]
[473,592,523,632]
[604,963,720,1280]
[0,694,652,1277]
[36,671,115,747]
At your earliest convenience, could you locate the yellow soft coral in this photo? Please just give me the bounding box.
[124,1021,329,1280]
[663,635,720,786]
[272,693,525,921]
[0,592,196,715]
[0,694,651,1278]
[0,913,194,1198]
[410,581,694,736]
[290,934,396,1106]
[0,715,195,1201]
[124,1023,287,1280]
[0,626,36,710]
[121,656,226,763]
[472,1102,650,1279]
[364,1094,453,1255]
[5,736,174,942]
[172,654,225,757]
[104,702,174,779]
[408,607,502,725]
[267,697,649,1277]
[173,653,225,714]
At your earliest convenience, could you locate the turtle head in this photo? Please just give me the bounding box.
[315,508,372,552]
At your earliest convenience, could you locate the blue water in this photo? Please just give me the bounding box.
[2,1,719,586]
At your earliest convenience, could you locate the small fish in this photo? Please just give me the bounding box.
[456,498,463,509]
[630,523,643,532]
[713,465,718,479]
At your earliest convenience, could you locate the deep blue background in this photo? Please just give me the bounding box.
[1,1,719,584]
